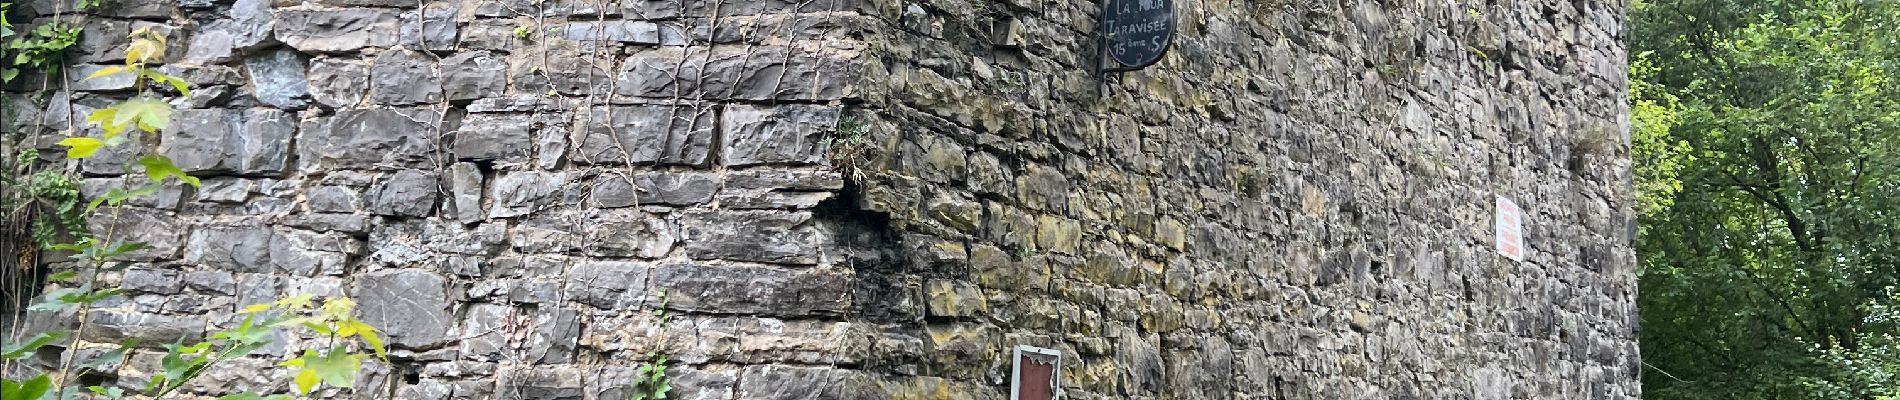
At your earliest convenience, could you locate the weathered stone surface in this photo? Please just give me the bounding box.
[81,177,186,210]
[473,0,612,16]
[244,48,310,109]
[283,213,371,234]
[81,311,204,344]
[441,52,506,101]
[650,264,849,316]
[313,0,413,6]
[571,106,716,166]
[273,8,399,53]
[497,366,585,399]
[446,163,486,223]
[586,175,640,209]
[721,104,840,167]
[91,208,187,262]
[271,228,359,274]
[562,21,684,44]
[581,209,675,258]
[227,0,275,49]
[717,189,836,210]
[725,169,846,191]
[307,58,369,108]
[160,109,294,174]
[183,21,239,64]
[621,0,682,19]
[399,4,458,51]
[510,209,673,258]
[297,109,439,171]
[69,64,135,91]
[505,43,616,96]
[924,280,985,317]
[368,169,440,217]
[306,185,359,213]
[736,366,886,400]
[453,114,533,163]
[19,1,1636,398]
[123,269,182,294]
[371,49,442,105]
[183,270,238,294]
[593,365,736,400]
[352,269,454,349]
[633,171,720,206]
[487,171,568,218]
[563,261,649,309]
[679,211,820,265]
[460,304,579,364]
[93,0,175,18]
[614,46,855,101]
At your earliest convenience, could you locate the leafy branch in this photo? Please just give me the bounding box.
[3,25,384,400]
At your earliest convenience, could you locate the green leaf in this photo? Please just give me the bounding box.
[84,66,127,81]
[27,286,117,311]
[44,271,77,281]
[86,108,127,138]
[137,155,199,187]
[291,367,320,395]
[156,341,213,392]
[280,348,356,395]
[85,184,163,213]
[225,313,273,343]
[111,98,171,134]
[77,340,135,372]
[87,386,125,399]
[47,240,92,253]
[0,375,53,400]
[0,330,68,360]
[55,137,104,159]
[140,70,190,96]
[353,321,388,360]
[288,347,364,393]
[117,184,163,201]
[90,242,150,259]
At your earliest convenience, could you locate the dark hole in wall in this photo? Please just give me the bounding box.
[811,179,918,325]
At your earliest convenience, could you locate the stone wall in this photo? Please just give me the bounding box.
[3,0,1635,398]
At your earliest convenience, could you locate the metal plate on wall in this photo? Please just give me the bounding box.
[1103,0,1175,69]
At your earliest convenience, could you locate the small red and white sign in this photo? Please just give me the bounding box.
[1496,195,1525,262]
[1011,346,1060,400]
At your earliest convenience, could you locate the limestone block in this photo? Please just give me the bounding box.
[721,104,840,167]
[649,264,849,316]
[352,269,455,349]
[570,106,717,166]
[273,8,399,53]
[297,109,441,171]
[678,211,821,265]
[161,108,294,175]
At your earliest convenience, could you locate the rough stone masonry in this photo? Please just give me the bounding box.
[2,0,1635,398]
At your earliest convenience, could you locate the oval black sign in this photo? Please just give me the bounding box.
[1104,0,1174,69]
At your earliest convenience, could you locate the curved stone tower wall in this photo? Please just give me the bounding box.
[3,0,1633,398]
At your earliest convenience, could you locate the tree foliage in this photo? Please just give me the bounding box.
[3,26,383,400]
[1632,0,1900,398]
